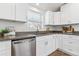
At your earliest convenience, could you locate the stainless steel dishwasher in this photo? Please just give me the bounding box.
[12,37,36,56]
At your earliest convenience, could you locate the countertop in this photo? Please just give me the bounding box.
[0,31,79,41]
[0,34,36,41]
[0,31,60,41]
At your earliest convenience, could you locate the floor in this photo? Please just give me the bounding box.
[49,50,70,56]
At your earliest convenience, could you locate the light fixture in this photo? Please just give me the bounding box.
[30,7,40,12]
[36,3,39,6]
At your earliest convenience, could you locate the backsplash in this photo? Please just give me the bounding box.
[0,20,27,32]
[46,25,62,31]
[0,19,79,32]
[47,24,79,31]
[0,20,46,32]
[72,24,79,31]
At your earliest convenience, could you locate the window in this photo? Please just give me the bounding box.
[26,7,45,31]
[27,9,41,23]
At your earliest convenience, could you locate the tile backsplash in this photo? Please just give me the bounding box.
[72,24,79,31]
[0,20,79,32]
[48,24,79,31]
[0,20,46,32]
[0,20,27,32]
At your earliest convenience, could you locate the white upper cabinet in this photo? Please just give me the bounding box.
[61,3,79,24]
[44,10,73,25]
[60,12,71,24]
[53,12,61,25]
[15,3,28,22]
[0,3,27,22]
[44,11,54,25]
[0,3,15,20]
[45,11,62,25]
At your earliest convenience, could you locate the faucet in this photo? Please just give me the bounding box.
[35,26,39,34]
[33,23,40,35]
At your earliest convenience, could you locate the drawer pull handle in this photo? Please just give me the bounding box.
[68,49,72,51]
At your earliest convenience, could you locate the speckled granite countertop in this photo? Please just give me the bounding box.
[0,31,79,41]
[0,34,36,41]
[0,31,60,41]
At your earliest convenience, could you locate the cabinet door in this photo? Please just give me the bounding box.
[36,35,57,56]
[15,3,27,22]
[58,34,63,49]
[52,34,62,50]
[46,35,56,55]
[0,40,11,56]
[55,35,60,49]
[61,4,79,24]
[36,41,46,56]
[36,37,46,56]
[61,35,79,55]
[45,11,54,25]
[61,12,71,24]
[0,3,15,20]
[36,35,56,56]
[53,12,61,25]
[68,36,79,55]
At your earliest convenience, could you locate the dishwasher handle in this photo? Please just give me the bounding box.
[30,38,35,41]
[12,38,35,44]
[13,41,23,44]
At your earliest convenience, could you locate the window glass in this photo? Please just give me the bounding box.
[27,10,41,23]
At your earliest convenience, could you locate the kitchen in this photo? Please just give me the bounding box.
[0,3,79,56]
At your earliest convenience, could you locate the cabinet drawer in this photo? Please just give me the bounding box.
[63,44,79,55]
[63,44,75,52]
[36,36,48,42]
[63,39,79,46]
[63,40,74,45]
[63,37,75,41]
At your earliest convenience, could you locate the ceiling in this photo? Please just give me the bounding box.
[28,3,64,11]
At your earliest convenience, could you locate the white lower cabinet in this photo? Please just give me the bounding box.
[46,35,56,55]
[36,37,46,56]
[36,34,79,56]
[61,35,79,55]
[53,34,60,49]
[36,35,56,56]
[0,40,11,56]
